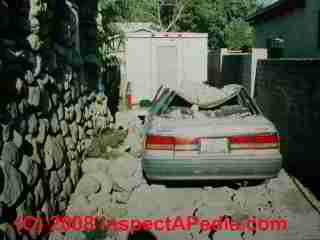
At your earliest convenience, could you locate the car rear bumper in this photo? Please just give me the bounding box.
[142,153,282,180]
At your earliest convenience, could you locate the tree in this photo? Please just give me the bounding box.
[224,19,254,50]
[97,0,257,54]
[175,0,256,49]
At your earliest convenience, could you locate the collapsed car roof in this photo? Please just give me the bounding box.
[165,81,243,109]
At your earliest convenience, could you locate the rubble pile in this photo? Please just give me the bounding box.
[48,111,320,240]
[162,104,252,120]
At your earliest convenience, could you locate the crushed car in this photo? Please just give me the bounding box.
[142,81,282,180]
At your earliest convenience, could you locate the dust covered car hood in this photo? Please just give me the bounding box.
[168,81,242,108]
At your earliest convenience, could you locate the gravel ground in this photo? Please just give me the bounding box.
[60,111,320,240]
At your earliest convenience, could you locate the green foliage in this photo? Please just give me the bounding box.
[34,0,54,50]
[224,19,254,50]
[97,0,257,63]
[167,0,257,49]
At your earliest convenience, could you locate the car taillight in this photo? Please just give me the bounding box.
[174,137,200,151]
[145,135,199,151]
[228,133,280,149]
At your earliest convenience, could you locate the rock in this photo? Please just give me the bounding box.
[94,116,108,131]
[25,70,34,85]
[58,199,68,212]
[62,177,73,197]
[16,78,25,95]
[44,136,54,170]
[64,78,70,91]
[82,139,92,152]
[28,114,38,135]
[70,122,78,143]
[34,179,45,209]
[86,129,94,136]
[2,123,13,142]
[18,119,27,137]
[44,136,65,170]
[1,142,21,167]
[39,89,52,114]
[24,135,42,165]
[64,91,72,105]
[75,103,82,123]
[18,100,28,116]
[57,103,64,120]
[51,93,58,107]
[84,106,90,120]
[109,153,139,179]
[112,176,142,193]
[90,172,113,194]
[65,137,75,151]
[67,150,78,162]
[13,130,23,148]
[7,102,18,119]
[27,34,41,51]
[55,135,66,168]
[28,86,41,107]
[50,112,60,134]
[19,155,39,186]
[57,164,67,182]
[49,171,62,196]
[67,105,75,121]
[0,223,17,240]
[88,191,112,209]
[61,120,69,136]
[88,93,96,102]
[114,191,131,204]
[89,103,96,116]
[81,158,110,174]
[86,120,93,129]
[36,119,48,144]
[71,85,77,101]
[0,162,24,207]
[75,175,101,197]
[66,194,97,216]
[78,126,85,141]
[49,196,58,214]
[70,161,80,186]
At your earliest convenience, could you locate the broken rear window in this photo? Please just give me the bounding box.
[160,91,254,120]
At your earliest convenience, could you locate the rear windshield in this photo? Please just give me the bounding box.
[158,88,258,120]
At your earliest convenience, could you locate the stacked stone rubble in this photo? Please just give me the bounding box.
[0,0,109,239]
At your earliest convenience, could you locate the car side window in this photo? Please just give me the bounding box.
[239,89,261,115]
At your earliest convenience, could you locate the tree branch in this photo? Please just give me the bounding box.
[165,2,185,32]
[157,0,164,31]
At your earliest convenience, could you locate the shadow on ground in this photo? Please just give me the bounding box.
[149,179,266,190]
[283,148,320,201]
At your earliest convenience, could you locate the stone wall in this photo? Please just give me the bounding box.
[254,59,320,194]
[0,0,111,239]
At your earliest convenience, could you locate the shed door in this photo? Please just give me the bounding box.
[157,46,178,89]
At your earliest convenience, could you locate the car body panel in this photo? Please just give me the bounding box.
[142,84,283,181]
